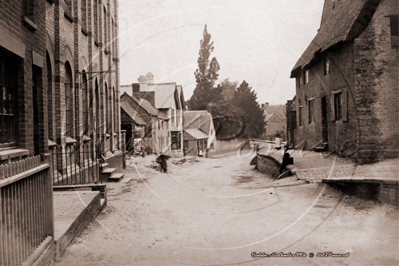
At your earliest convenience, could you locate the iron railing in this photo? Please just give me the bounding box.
[50,141,101,186]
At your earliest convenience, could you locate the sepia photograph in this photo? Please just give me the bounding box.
[0,0,398,265]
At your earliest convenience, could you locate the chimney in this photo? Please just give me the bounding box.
[146,72,154,83]
[138,74,147,91]
[140,91,155,107]
[132,83,140,99]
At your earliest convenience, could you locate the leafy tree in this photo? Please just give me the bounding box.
[232,81,265,138]
[188,25,221,110]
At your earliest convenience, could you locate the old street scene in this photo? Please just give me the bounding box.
[0,0,398,266]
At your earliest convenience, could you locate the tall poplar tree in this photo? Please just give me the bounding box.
[188,25,221,110]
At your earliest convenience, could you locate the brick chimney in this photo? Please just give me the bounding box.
[132,83,140,99]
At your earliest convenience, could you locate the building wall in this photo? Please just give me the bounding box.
[293,0,398,162]
[294,42,357,153]
[0,0,47,159]
[354,0,399,162]
[45,0,121,173]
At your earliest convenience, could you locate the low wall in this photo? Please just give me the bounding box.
[256,153,282,178]
[325,181,398,206]
[212,139,248,153]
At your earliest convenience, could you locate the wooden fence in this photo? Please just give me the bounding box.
[0,155,54,266]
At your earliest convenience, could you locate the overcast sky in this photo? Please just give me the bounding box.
[118,0,324,105]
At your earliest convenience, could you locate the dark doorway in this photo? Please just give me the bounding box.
[321,96,328,142]
[33,66,41,156]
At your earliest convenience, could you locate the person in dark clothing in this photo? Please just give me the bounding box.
[280,146,291,174]
[156,154,168,173]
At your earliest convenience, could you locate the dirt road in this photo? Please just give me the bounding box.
[54,152,398,266]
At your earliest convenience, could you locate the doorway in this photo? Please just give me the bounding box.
[321,96,328,142]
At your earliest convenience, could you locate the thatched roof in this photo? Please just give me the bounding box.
[290,0,380,77]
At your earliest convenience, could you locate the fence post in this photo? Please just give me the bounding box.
[121,130,126,169]
[43,153,55,238]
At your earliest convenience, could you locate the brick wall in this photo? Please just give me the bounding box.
[354,0,399,162]
[45,0,121,172]
[294,43,357,153]
[0,0,47,156]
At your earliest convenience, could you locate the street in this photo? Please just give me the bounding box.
[54,152,399,266]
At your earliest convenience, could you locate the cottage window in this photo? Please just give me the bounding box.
[308,100,314,124]
[334,92,342,121]
[305,69,309,84]
[323,55,330,75]
[0,51,18,147]
[298,106,303,127]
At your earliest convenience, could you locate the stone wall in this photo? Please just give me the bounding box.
[354,0,399,162]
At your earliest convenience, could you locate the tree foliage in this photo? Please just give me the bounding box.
[212,79,264,139]
[188,25,221,110]
[232,81,265,138]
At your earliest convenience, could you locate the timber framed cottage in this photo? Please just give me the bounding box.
[290,0,398,163]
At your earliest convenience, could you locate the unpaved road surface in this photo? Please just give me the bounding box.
[54,152,399,266]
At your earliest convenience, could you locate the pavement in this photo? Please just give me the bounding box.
[53,191,100,239]
[256,145,399,184]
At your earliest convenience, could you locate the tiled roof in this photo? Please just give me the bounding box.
[183,111,212,134]
[146,83,177,109]
[120,94,146,126]
[291,0,380,77]
[138,97,158,117]
[184,128,209,140]
[264,106,286,121]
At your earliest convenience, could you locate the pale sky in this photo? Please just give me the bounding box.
[118,0,324,105]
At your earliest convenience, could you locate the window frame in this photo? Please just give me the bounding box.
[334,92,342,121]
[308,99,314,124]
[82,71,88,135]
[323,55,330,75]
[0,51,18,148]
[81,0,88,34]
[65,62,73,137]
[298,106,303,127]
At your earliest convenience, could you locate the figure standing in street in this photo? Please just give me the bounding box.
[156,153,168,173]
[280,145,291,175]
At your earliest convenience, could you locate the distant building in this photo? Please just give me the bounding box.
[261,103,287,141]
[290,0,398,162]
[121,73,185,157]
[183,111,216,157]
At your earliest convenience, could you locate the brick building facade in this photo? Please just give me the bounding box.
[0,0,48,163]
[290,0,398,163]
[0,0,122,177]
